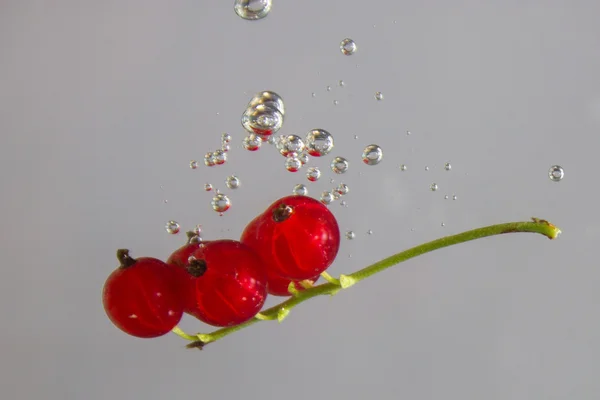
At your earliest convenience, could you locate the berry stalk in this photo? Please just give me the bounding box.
[173,218,561,349]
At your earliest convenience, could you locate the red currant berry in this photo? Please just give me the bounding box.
[170,240,268,327]
[241,195,340,280]
[102,249,183,338]
[165,232,203,312]
[266,269,319,297]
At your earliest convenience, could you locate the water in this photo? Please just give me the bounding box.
[362,144,383,165]
[241,104,283,136]
[306,167,321,182]
[226,175,240,189]
[190,160,198,169]
[242,134,262,151]
[430,183,438,191]
[279,135,305,157]
[320,191,334,205]
[345,230,356,240]
[293,184,308,196]
[211,193,231,213]
[336,183,349,195]
[247,91,285,116]
[165,220,180,234]
[331,156,349,174]
[305,129,334,156]
[444,162,452,171]
[548,165,564,182]
[234,0,272,20]
[374,92,384,101]
[340,38,357,55]
[285,156,302,172]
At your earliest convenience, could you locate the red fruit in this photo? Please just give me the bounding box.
[241,195,340,280]
[266,269,319,297]
[165,233,203,312]
[102,249,183,338]
[169,239,267,327]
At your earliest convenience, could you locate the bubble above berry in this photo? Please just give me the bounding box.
[248,91,285,116]
[305,129,334,157]
[165,220,180,234]
[211,193,231,213]
[243,134,262,151]
[320,191,334,205]
[362,144,383,165]
[241,104,283,136]
[331,156,349,174]
[293,184,308,196]
[234,0,272,20]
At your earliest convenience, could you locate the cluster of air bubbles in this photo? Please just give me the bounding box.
[241,91,285,147]
[165,220,180,235]
[340,38,357,55]
[293,184,308,196]
[320,183,349,206]
[226,175,240,189]
[548,165,564,182]
[362,144,383,165]
[204,149,227,167]
[234,0,272,20]
[374,92,384,101]
[211,192,231,215]
[330,156,349,174]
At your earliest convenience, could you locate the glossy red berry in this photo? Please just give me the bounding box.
[168,239,268,327]
[241,195,340,280]
[266,269,319,297]
[102,249,183,338]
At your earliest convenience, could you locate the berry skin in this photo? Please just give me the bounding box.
[102,249,183,338]
[266,269,319,297]
[168,239,268,327]
[241,195,340,280]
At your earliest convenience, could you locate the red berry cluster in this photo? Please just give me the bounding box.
[102,195,340,338]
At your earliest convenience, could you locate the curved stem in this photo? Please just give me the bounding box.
[178,218,561,347]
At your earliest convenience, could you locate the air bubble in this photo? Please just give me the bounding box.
[279,135,305,157]
[305,129,334,156]
[306,167,321,182]
[400,164,407,171]
[165,220,180,234]
[247,91,285,116]
[320,191,334,205]
[430,183,438,191]
[333,100,339,105]
[213,149,226,165]
[338,80,345,87]
[298,152,310,165]
[444,195,449,199]
[204,183,213,192]
[211,193,231,213]
[285,157,302,172]
[241,104,283,136]
[204,152,216,167]
[548,165,564,182]
[362,144,383,165]
[243,134,262,151]
[327,86,332,92]
[190,160,198,169]
[221,143,230,152]
[234,0,272,20]
[331,156,349,174]
[444,162,452,171]
[452,195,458,200]
[367,229,373,235]
[226,175,240,189]
[221,133,232,143]
[336,183,349,195]
[374,92,384,101]
[345,230,356,240]
[293,184,308,196]
[340,38,357,55]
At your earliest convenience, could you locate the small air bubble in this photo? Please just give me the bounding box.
[234,0,272,20]
[362,144,383,165]
[338,80,345,87]
[444,162,452,171]
[243,134,262,151]
[430,183,438,191]
[327,86,332,92]
[444,195,449,199]
[375,92,384,101]
[400,164,407,171]
[211,193,231,213]
[305,129,334,157]
[336,183,349,195]
[366,229,373,235]
[204,152,216,167]
[340,38,357,55]
[424,166,429,171]
[221,133,232,143]
[548,165,564,182]
[306,167,321,182]
[204,183,213,192]
[226,175,240,189]
[452,195,458,200]
[293,184,308,196]
[320,191,334,205]
[190,160,198,169]
[213,149,227,165]
[333,100,339,105]
[165,220,180,234]
[285,157,302,172]
[345,230,356,240]
[331,156,349,173]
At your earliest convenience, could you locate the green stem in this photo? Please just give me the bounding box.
[180,218,561,348]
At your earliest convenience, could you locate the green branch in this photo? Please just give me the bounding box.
[172,218,561,349]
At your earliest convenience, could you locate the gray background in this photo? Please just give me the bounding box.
[1,1,599,399]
